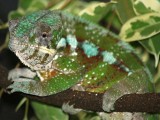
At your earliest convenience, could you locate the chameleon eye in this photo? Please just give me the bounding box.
[42,32,48,38]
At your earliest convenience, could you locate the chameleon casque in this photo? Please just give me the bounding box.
[8,10,154,119]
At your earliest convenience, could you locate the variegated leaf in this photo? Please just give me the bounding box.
[53,1,114,23]
[8,0,50,19]
[79,2,113,23]
[119,12,160,42]
[116,0,160,66]
[140,34,160,67]
[133,0,160,15]
[115,0,136,23]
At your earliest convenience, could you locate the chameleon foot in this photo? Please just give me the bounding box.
[7,68,42,95]
[62,102,81,115]
[8,79,37,93]
[102,92,117,112]
[102,81,130,112]
[8,68,36,81]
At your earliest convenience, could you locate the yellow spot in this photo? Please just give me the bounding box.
[39,46,56,55]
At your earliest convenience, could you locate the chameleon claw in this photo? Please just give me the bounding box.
[7,82,23,93]
[62,102,81,114]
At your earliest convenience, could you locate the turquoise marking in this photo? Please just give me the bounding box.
[82,41,99,57]
[101,51,116,64]
[123,66,133,76]
[66,35,78,50]
[57,38,66,49]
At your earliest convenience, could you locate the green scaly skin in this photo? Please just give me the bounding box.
[8,10,155,119]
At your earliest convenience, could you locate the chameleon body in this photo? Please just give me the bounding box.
[8,10,153,119]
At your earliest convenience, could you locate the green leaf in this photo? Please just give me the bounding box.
[16,97,27,111]
[119,12,160,42]
[133,0,160,15]
[31,101,68,120]
[51,0,89,14]
[51,0,114,23]
[0,22,8,30]
[8,0,51,20]
[19,0,49,12]
[115,0,160,66]
[50,0,78,11]
[19,0,35,10]
[115,0,136,23]
[77,111,100,120]
[140,33,160,67]
[8,11,23,19]
[104,8,122,31]
[0,33,9,52]
[79,2,114,23]
[52,0,113,23]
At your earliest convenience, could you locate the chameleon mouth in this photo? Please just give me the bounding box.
[9,39,57,70]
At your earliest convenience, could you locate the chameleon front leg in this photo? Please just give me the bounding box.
[8,68,36,81]
[8,68,84,96]
[8,68,38,93]
[8,52,85,96]
[8,68,83,114]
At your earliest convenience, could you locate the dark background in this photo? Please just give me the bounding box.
[0,0,34,120]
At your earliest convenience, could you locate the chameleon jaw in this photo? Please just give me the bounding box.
[10,40,57,71]
[15,49,56,71]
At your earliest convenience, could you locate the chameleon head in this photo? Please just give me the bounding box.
[8,10,63,70]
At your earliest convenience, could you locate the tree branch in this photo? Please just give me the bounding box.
[0,64,160,113]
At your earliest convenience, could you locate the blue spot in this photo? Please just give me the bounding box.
[66,35,78,50]
[82,41,99,57]
[101,51,116,64]
[57,38,66,49]
[123,66,132,76]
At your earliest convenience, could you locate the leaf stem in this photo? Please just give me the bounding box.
[0,33,9,53]
[23,98,29,120]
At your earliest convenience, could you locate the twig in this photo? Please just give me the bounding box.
[0,64,160,113]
